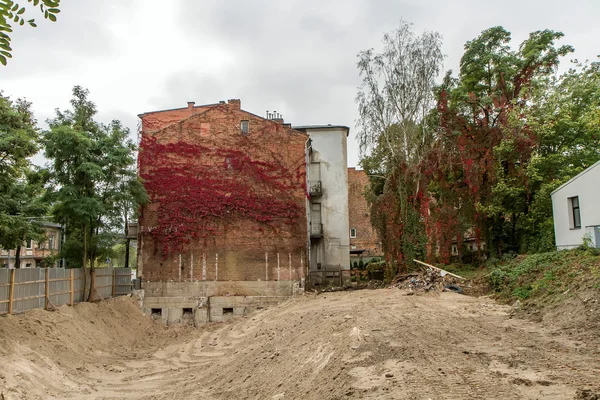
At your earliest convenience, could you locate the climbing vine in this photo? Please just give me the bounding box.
[139,132,306,258]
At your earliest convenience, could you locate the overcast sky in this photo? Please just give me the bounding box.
[2,0,599,167]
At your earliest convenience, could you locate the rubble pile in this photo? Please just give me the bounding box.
[392,268,462,294]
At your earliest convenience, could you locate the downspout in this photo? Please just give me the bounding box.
[305,137,312,288]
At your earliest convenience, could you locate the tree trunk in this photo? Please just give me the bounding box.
[82,222,87,302]
[124,238,130,270]
[14,245,21,269]
[87,221,95,302]
[124,211,130,269]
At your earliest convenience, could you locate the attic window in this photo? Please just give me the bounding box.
[241,120,249,135]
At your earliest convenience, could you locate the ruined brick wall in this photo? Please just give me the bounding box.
[348,168,381,256]
[138,100,308,284]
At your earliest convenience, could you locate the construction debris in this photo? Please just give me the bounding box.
[392,267,464,294]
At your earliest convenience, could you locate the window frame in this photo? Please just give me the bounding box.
[569,196,581,229]
[350,228,357,238]
[240,120,249,135]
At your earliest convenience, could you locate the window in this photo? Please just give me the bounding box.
[569,196,581,229]
[240,120,249,135]
[25,263,32,268]
[48,235,55,250]
[350,228,357,238]
[26,239,32,249]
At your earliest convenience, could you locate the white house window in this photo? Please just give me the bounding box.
[569,196,581,229]
[350,228,357,238]
[241,120,249,135]
[48,235,55,250]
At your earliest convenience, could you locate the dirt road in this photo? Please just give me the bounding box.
[1,289,599,399]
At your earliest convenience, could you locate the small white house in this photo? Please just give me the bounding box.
[551,160,600,250]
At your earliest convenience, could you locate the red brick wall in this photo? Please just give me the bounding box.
[138,100,308,283]
[348,168,381,256]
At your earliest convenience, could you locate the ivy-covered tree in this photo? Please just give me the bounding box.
[436,27,573,258]
[0,0,60,65]
[43,86,146,298]
[356,20,444,270]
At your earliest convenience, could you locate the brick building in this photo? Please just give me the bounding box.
[137,99,311,325]
[348,168,382,264]
[0,222,63,268]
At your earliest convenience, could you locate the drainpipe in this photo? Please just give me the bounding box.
[305,137,312,287]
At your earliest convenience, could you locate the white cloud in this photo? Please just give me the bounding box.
[2,0,599,167]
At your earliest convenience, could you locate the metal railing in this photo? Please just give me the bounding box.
[309,181,322,197]
[310,223,323,238]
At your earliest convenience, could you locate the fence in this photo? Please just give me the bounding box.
[0,267,132,315]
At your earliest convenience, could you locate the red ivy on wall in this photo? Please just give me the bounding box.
[139,135,305,258]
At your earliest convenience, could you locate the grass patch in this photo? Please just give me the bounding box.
[487,247,600,304]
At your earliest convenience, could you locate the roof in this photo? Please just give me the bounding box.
[293,125,350,137]
[137,103,221,118]
[551,160,600,195]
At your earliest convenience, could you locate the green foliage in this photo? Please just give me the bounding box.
[0,0,60,65]
[0,92,48,266]
[43,86,147,270]
[487,249,600,302]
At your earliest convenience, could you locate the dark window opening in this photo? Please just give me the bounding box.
[223,307,234,314]
[183,308,193,315]
[569,196,581,229]
[241,120,249,135]
[151,308,162,316]
[26,239,32,249]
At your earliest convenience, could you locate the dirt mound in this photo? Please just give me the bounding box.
[1,290,600,399]
[0,296,196,399]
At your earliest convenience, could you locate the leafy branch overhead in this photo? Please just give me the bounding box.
[0,0,60,65]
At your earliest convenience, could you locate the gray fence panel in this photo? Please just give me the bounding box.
[0,267,132,315]
[0,269,8,314]
[115,268,132,295]
[73,268,86,304]
[94,268,113,300]
[48,268,70,308]
[13,268,44,314]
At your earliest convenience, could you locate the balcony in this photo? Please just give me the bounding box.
[309,181,322,197]
[310,223,323,239]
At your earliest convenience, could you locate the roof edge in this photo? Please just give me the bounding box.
[551,159,600,195]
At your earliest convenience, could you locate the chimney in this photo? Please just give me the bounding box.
[273,118,284,124]
[187,101,195,110]
[228,99,241,110]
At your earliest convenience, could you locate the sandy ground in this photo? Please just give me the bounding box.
[1,290,599,400]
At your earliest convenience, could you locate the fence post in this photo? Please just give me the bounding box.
[8,269,15,314]
[112,268,116,298]
[69,269,74,305]
[90,269,95,302]
[44,268,49,310]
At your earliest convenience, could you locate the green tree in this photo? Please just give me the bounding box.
[0,0,60,65]
[522,59,600,252]
[43,86,146,298]
[0,93,47,267]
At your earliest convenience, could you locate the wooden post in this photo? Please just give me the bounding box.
[8,269,15,314]
[45,268,50,310]
[111,268,116,298]
[69,269,74,305]
[90,269,95,302]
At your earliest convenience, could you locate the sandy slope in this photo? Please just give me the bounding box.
[0,290,599,400]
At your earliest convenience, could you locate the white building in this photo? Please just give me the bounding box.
[294,125,351,287]
[551,161,600,250]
